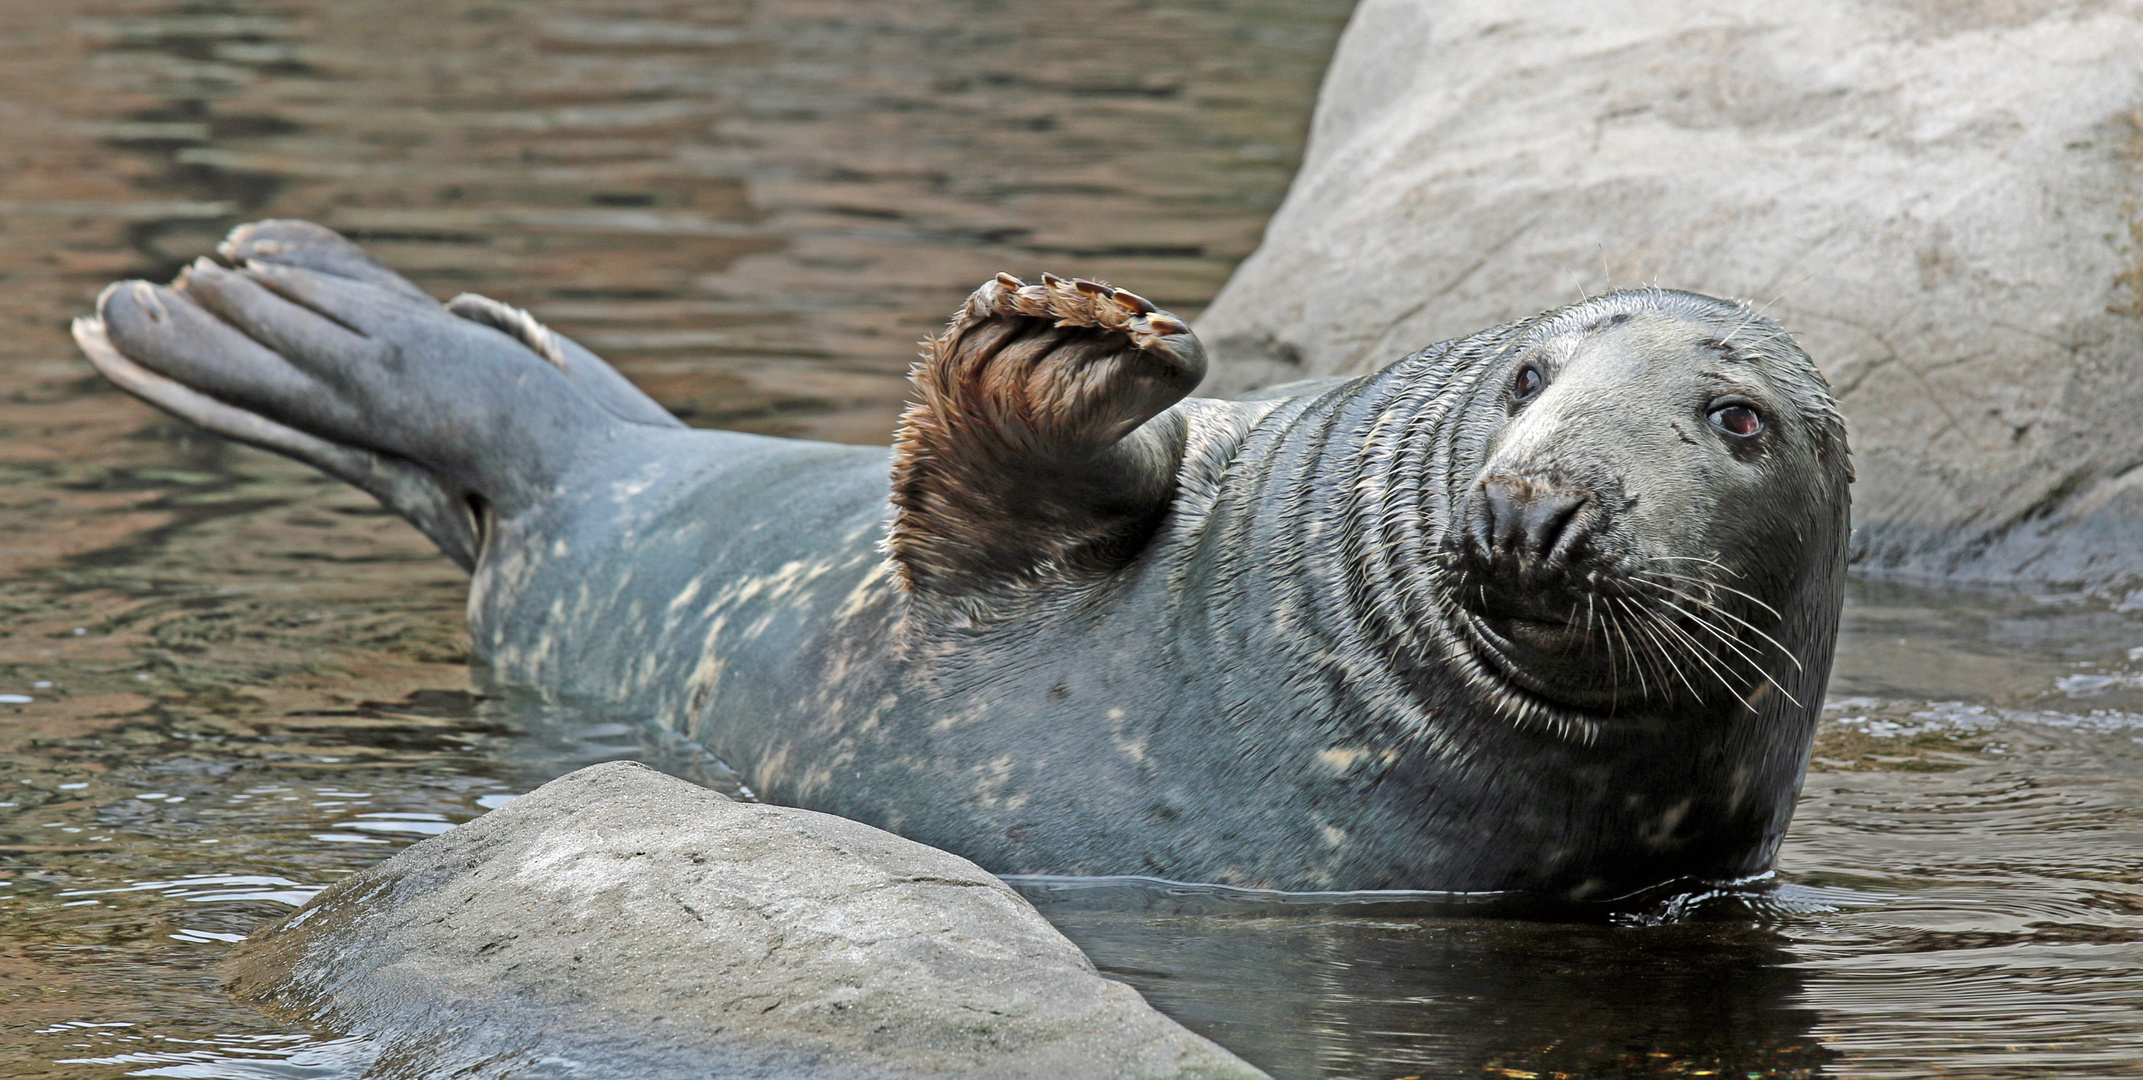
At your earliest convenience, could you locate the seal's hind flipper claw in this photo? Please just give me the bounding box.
[1110,288,1156,315]
[220,219,431,301]
[447,294,572,370]
[96,279,363,435]
[177,260,387,372]
[236,259,435,340]
[1142,314,1188,338]
[446,293,685,429]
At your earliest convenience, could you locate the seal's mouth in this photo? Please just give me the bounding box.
[1499,613,1573,646]
[1471,590,1591,662]
[1455,578,1662,711]
[1470,583,1574,634]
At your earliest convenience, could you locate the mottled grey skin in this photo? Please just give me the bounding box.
[76,222,1850,899]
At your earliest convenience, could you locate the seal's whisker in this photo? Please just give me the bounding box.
[1719,306,1771,350]
[1633,597,1764,712]
[1721,273,1819,347]
[1632,571,1801,668]
[1610,601,1653,705]
[1627,569,1793,677]
[1646,554,1756,586]
[1645,572,1784,622]
[1656,599,1806,712]
[1629,597,1724,705]
[1637,582,1774,677]
[1666,614,1803,709]
[1582,592,1600,666]
[1603,603,1646,704]
[1592,592,1626,698]
[1561,597,1591,666]
[1616,598,1679,703]
[1615,597,1704,701]
[1683,611,1792,701]
[1626,576,1776,673]
[1647,555,1736,572]
[1639,566,1783,620]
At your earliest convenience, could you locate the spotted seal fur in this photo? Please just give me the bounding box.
[74,221,1850,898]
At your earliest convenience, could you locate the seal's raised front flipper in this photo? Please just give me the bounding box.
[889,274,1205,616]
[72,221,682,571]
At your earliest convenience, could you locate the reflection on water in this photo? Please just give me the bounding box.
[1031,893,1831,1079]
[54,1031,378,1080]
[1,1,2142,1078]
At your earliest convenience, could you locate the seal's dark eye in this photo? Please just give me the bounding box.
[1510,363,1545,405]
[1709,403,1763,438]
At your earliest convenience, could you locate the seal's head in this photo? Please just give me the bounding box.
[1429,290,1850,728]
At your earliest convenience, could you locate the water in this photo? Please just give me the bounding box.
[1,2,2139,1078]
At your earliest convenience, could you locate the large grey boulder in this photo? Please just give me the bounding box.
[1199,0,2143,593]
[225,761,1264,1080]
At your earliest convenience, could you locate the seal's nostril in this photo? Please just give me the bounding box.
[1470,476,1594,569]
[1483,481,1525,553]
[1524,490,1590,566]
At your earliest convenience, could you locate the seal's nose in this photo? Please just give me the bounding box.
[1465,475,1594,572]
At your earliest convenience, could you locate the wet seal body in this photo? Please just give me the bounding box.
[75,222,1850,899]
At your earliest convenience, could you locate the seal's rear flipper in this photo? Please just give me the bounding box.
[889,274,1205,617]
[74,221,684,571]
[220,221,684,431]
[74,313,485,569]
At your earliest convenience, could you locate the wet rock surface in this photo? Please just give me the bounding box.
[1197,0,2143,594]
[224,761,1266,1080]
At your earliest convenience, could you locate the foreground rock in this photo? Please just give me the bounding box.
[1199,0,2143,594]
[226,761,1264,1080]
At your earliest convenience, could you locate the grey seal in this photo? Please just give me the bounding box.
[74,221,1850,899]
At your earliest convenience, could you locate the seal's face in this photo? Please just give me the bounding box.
[1440,291,1848,717]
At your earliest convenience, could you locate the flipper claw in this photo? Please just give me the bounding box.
[1110,289,1156,315]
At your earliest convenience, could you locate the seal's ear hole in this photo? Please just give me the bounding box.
[1708,402,1763,438]
[1510,362,1546,407]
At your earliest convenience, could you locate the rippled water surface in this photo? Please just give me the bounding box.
[1,3,2139,1078]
